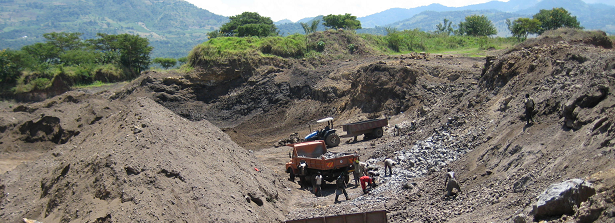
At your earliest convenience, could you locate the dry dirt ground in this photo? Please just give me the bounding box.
[1,29,615,223]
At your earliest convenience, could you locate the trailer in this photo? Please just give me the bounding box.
[285,210,387,223]
[341,118,388,141]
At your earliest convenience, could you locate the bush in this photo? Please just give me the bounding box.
[31,78,51,90]
[348,44,356,54]
[93,64,126,83]
[317,41,325,52]
[260,35,305,57]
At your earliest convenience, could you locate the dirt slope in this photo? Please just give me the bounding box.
[280,29,615,222]
[0,95,289,222]
[1,28,614,223]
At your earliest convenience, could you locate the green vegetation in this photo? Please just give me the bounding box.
[533,8,582,34]
[0,0,227,58]
[0,32,152,94]
[457,15,497,36]
[323,14,362,30]
[153,58,178,69]
[188,25,518,67]
[506,8,582,41]
[507,18,542,41]
[219,12,277,37]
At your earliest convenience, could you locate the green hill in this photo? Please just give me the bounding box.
[0,0,228,58]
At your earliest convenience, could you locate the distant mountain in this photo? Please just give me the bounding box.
[358,0,539,28]
[0,0,228,58]
[356,0,614,35]
[380,10,525,37]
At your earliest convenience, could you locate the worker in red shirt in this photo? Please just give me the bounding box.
[360,174,375,194]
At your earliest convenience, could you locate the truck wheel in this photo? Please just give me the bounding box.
[289,169,295,182]
[325,133,340,147]
[372,127,384,138]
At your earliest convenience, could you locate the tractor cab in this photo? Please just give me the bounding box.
[304,117,340,147]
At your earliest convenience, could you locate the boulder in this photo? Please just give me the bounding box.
[532,179,596,221]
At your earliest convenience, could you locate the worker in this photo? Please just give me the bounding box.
[353,159,364,186]
[314,172,323,197]
[359,175,372,194]
[298,161,307,189]
[524,94,535,125]
[384,158,395,176]
[335,172,350,202]
[444,169,462,198]
[360,171,378,194]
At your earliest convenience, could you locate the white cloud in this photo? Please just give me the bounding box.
[185,0,509,22]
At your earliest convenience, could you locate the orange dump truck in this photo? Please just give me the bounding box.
[285,140,358,183]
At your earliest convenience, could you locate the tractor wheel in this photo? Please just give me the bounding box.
[289,169,295,182]
[325,133,340,147]
[372,127,384,138]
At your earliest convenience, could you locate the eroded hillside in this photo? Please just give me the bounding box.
[1,29,614,223]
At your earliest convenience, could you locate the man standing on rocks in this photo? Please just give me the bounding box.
[335,172,350,202]
[444,169,461,198]
[524,94,535,125]
[384,158,395,176]
[353,159,366,186]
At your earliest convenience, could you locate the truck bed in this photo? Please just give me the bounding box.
[341,118,388,136]
[295,152,357,171]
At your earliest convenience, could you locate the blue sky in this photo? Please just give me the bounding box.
[183,0,611,22]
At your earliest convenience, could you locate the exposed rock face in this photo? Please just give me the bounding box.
[532,179,596,221]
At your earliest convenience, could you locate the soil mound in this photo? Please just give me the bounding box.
[1,96,289,222]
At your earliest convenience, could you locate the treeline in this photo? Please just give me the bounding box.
[0,32,152,93]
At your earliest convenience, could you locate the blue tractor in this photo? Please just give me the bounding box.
[304,117,340,147]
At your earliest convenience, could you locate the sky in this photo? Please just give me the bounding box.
[183,0,510,22]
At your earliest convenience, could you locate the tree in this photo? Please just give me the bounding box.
[323,13,362,30]
[300,19,320,35]
[115,34,153,75]
[153,57,177,69]
[458,15,497,36]
[207,30,223,39]
[435,18,454,36]
[89,33,153,75]
[533,8,582,34]
[300,19,321,51]
[178,57,188,65]
[21,42,60,65]
[507,18,541,41]
[43,32,84,52]
[220,12,277,37]
[0,49,26,84]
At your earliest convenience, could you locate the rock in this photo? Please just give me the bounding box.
[513,175,533,193]
[23,218,43,223]
[513,214,527,223]
[574,192,607,223]
[532,179,596,221]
